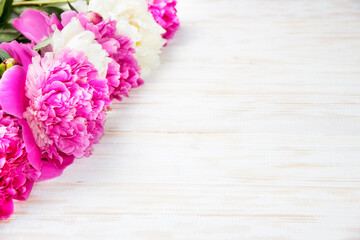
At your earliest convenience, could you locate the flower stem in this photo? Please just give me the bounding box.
[12,0,76,6]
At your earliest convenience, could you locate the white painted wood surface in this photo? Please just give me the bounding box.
[1,0,360,239]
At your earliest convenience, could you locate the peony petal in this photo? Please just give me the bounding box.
[0,41,38,71]
[0,65,26,119]
[61,154,75,169]
[38,161,64,181]
[15,181,34,201]
[13,9,56,44]
[38,155,74,181]
[38,162,65,182]
[19,119,42,171]
[60,11,78,26]
[0,200,14,220]
[147,0,180,41]
[49,13,63,31]
[13,175,27,188]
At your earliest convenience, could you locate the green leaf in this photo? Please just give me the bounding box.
[43,5,64,19]
[0,49,11,62]
[12,5,63,17]
[67,0,77,12]
[11,5,32,16]
[0,0,13,30]
[33,36,52,51]
[0,31,21,42]
[15,35,31,43]
[0,0,6,17]
[0,22,21,43]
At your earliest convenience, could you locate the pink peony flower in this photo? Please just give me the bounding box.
[61,11,144,101]
[24,48,110,179]
[0,42,42,219]
[0,108,41,219]
[147,0,180,41]
[0,42,42,171]
[13,9,143,101]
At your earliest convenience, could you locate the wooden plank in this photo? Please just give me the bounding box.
[1,0,360,239]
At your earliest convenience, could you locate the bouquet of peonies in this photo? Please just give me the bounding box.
[0,0,179,219]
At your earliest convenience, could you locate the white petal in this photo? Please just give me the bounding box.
[51,18,111,78]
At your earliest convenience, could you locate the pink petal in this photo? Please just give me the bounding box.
[38,161,64,181]
[49,13,63,31]
[13,175,27,188]
[15,181,34,201]
[60,11,78,26]
[0,41,38,71]
[0,65,26,119]
[19,119,42,171]
[38,155,74,181]
[0,200,14,220]
[13,9,58,44]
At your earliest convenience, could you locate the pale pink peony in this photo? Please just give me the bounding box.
[24,48,110,177]
[147,0,180,41]
[61,11,143,101]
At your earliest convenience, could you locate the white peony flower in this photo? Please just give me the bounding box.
[88,0,166,77]
[51,18,112,78]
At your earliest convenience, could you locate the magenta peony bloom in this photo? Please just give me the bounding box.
[0,42,42,172]
[61,11,143,101]
[24,48,110,180]
[147,0,180,41]
[0,108,41,219]
[0,42,42,219]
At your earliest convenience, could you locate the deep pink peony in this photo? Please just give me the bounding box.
[0,108,41,219]
[0,42,42,172]
[147,0,180,41]
[0,42,42,219]
[24,48,110,180]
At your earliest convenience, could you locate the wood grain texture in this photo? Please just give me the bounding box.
[1,0,360,239]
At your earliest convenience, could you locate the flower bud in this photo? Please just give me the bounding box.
[0,58,20,78]
[86,11,103,25]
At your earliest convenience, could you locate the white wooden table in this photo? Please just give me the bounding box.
[1,0,360,239]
